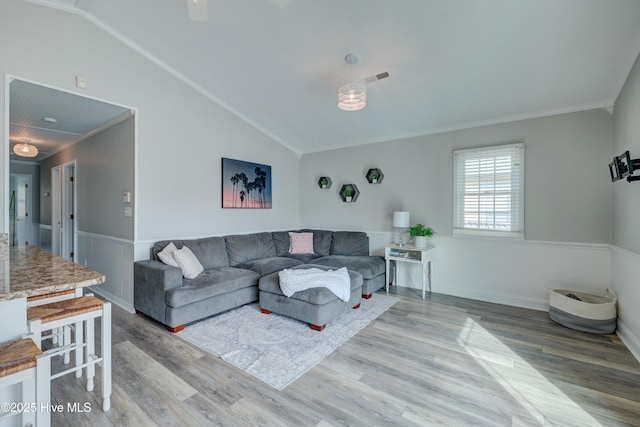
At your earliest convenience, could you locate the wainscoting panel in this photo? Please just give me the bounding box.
[77,231,134,313]
[367,232,611,311]
[611,245,640,361]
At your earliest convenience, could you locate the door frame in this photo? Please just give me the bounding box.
[4,74,138,244]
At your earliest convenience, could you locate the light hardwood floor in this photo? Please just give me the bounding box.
[50,288,640,426]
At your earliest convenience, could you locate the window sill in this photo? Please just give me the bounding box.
[453,228,524,240]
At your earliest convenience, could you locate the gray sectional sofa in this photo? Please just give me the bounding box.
[134,230,386,332]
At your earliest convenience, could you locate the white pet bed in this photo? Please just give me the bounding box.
[547,289,617,334]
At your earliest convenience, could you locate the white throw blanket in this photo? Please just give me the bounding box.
[278,267,351,302]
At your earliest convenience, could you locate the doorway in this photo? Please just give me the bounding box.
[8,174,32,246]
[51,161,76,261]
[7,76,134,260]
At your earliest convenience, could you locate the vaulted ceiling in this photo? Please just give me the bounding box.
[25,0,640,155]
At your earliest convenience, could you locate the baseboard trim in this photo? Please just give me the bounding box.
[617,319,640,363]
[89,286,134,314]
[433,285,548,312]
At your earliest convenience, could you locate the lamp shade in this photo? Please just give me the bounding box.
[393,211,410,228]
[13,142,38,158]
[337,83,366,111]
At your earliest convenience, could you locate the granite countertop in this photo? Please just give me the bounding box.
[0,245,106,302]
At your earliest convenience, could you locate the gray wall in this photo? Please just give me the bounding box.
[39,116,135,240]
[300,109,613,244]
[612,52,640,254]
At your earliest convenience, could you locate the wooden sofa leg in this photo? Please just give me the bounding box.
[167,325,185,333]
[310,324,326,332]
[352,303,361,309]
[260,308,272,314]
[362,293,372,299]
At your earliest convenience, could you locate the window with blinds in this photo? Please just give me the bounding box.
[453,143,524,238]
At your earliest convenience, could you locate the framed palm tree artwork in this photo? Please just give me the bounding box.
[222,158,272,208]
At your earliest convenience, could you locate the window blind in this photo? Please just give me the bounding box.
[453,143,524,238]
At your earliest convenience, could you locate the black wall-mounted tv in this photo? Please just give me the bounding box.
[609,151,633,182]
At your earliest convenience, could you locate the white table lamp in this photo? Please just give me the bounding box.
[393,211,410,246]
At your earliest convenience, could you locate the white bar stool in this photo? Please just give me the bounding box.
[27,295,112,411]
[27,289,83,363]
[0,337,51,427]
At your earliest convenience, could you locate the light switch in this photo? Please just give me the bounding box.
[76,75,86,89]
[124,207,132,217]
[122,191,131,203]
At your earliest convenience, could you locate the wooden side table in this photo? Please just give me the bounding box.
[385,245,434,299]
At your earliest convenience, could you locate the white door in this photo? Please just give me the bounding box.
[9,174,32,246]
[62,160,76,262]
[51,166,62,256]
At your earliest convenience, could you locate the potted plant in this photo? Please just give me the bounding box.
[408,224,435,248]
[319,177,329,188]
[344,188,354,202]
[370,171,378,183]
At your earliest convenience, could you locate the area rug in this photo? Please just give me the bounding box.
[176,293,398,390]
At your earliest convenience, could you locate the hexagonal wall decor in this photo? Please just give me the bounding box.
[366,168,384,184]
[339,184,360,203]
[318,176,332,189]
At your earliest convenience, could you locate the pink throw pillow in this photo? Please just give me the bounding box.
[289,232,314,254]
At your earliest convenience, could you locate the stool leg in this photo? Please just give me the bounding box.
[101,302,112,411]
[29,319,43,349]
[52,326,59,346]
[86,316,95,391]
[75,319,84,379]
[22,376,36,426]
[63,325,72,364]
[36,352,52,427]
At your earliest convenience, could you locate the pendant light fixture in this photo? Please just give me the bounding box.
[338,53,366,111]
[13,140,38,158]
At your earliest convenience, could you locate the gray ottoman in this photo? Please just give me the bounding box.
[259,264,363,331]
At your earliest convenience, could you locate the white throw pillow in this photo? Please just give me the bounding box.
[172,246,204,279]
[157,242,179,267]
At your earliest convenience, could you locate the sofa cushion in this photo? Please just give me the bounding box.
[154,237,229,269]
[225,233,276,266]
[289,232,314,254]
[281,253,321,263]
[166,267,260,308]
[310,255,385,280]
[235,256,303,277]
[173,246,204,279]
[331,231,369,256]
[271,231,293,256]
[300,229,333,256]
